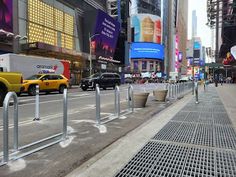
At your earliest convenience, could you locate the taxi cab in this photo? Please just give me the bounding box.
[22,74,69,96]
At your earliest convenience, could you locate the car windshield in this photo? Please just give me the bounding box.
[26,75,42,80]
[89,73,100,78]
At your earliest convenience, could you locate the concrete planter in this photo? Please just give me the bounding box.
[133,93,149,108]
[153,90,168,102]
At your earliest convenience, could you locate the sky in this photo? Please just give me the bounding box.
[188,0,212,47]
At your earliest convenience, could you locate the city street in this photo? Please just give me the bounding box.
[0,83,173,177]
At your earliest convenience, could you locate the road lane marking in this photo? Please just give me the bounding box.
[0,101,127,130]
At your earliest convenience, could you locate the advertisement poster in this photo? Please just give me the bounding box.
[130,42,164,60]
[0,0,13,32]
[92,9,120,63]
[131,14,162,44]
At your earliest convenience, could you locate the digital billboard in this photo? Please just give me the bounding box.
[130,42,164,60]
[0,0,13,32]
[92,9,120,63]
[131,14,162,44]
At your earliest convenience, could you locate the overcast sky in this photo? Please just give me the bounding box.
[188,0,212,47]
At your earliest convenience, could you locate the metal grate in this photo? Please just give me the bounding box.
[171,111,189,121]
[114,142,167,177]
[215,150,236,177]
[192,124,214,147]
[213,113,232,125]
[172,123,196,143]
[184,112,200,122]
[148,143,189,177]
[201,106,213,112]
[213,107,226,112]
[215,125,236,149]
[152,122,182,141]
[182,147,215,177]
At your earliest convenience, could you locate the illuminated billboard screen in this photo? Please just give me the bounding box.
[131,14,162,44]
[0,0,13,32]
[130,42,164,60]
[92,9,120,63]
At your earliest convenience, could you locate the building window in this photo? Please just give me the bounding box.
[156,62,160,71]
[28,0,75,50]
[133,61,139,70]
[142,61,147,70]
[150,61,154,71]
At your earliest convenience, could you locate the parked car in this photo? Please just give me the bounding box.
[22,74,69,96]
[80,73,121,91]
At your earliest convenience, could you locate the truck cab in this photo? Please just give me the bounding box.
[0,72,23,106]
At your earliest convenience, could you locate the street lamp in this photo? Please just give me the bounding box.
[89,32,100,76]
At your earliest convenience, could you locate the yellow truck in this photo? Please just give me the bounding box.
[0,72,23,106]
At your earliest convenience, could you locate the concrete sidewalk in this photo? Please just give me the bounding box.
[67,84,236,177]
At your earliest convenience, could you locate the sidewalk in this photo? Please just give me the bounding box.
[67,84,236,177]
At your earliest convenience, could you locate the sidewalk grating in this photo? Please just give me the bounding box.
[152,122,182,141]
[193,124,214,147]
[115,87,236,177]
[182,147,215,177]
[213,113,232,125]
[216,150,236,176]
[171,112,189,121]
[172,123,196,143]
[147,143,188,177]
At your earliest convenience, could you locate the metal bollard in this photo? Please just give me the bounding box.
[168,84,171,98]
[115,85,120,118]
[194,81,199,104]
[128,84,134,112]
[171,84,174,98]
[96,84,101,125]
[174,84,177,99]
[177,83,180,98]
[63,88,68,140]
[34,85,40,121]
[3,92,19,163]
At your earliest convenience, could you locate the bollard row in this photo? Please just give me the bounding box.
[95,84,134,125]
[164,82,193,100]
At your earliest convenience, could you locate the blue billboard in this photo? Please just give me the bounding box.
[194,42,201,49]
[130,42,164,60]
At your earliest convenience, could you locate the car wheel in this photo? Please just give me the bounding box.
[103,87,106,90]
[59,85,66,94]
[82,87,87,91]
[28,85,36,96]
[16,92,21,97]
[0,89,6,107]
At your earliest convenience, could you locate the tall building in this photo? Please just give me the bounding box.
[167,0,178,74]
[129,0,165,75]
[192,10,197,38]
[176,0,188,75]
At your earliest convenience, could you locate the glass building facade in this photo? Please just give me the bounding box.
[27,0,75,50]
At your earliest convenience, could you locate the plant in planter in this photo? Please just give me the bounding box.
[153,89,168,102]
[133,92,150,108]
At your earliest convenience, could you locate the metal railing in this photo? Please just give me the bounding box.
[1,88,68,165]
[95,84,134,125]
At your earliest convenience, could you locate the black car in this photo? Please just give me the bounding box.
[80,73,121,91]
